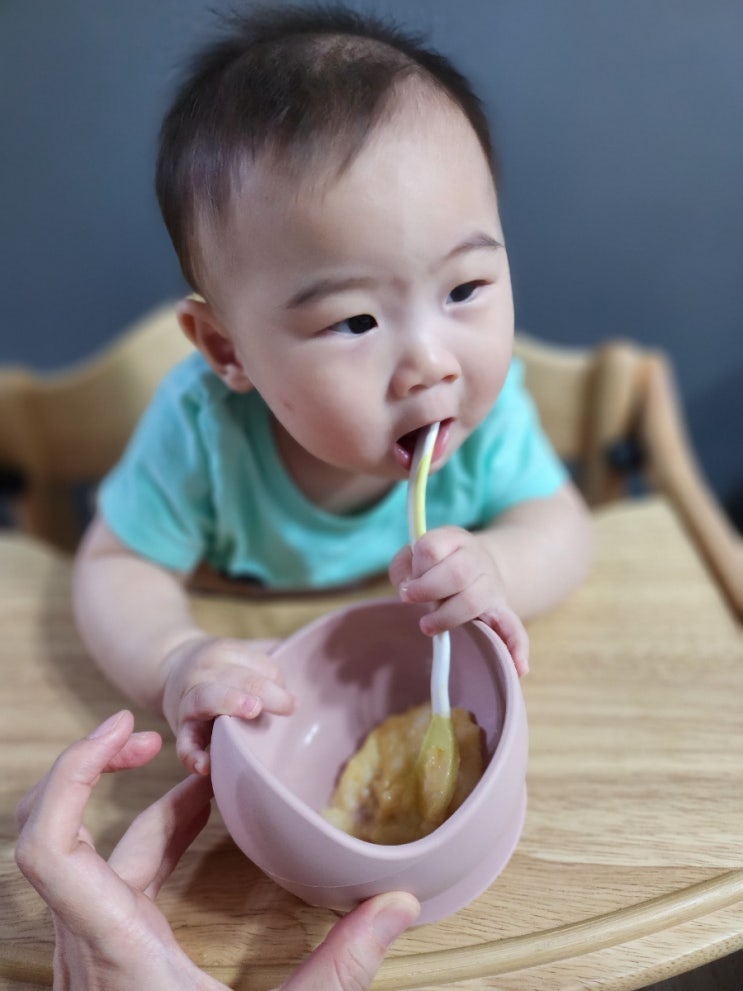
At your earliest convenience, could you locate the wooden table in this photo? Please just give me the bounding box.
[1,497,742,990]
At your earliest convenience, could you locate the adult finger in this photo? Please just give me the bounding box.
[15,726,161,836]
[104,729,163,771]
[16,711,134,848]
[15,710,141,894]
[108,773,213,896]
[280,891,419,991]
[16,718,163,859]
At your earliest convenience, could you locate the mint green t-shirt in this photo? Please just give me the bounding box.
[98,352,567,589]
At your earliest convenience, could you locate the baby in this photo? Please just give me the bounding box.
[73,5,593,775]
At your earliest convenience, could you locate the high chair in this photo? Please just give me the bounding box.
[514,333,743,618]
[0,303,740,618]
[0,304,192,553]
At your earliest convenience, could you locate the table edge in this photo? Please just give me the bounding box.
[3,869,743,989]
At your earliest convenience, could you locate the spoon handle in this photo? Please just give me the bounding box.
[407,422,452,719]
[408,423,439,541]
[431,629,451,719]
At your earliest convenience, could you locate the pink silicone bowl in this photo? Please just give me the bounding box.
[211,598,528,924]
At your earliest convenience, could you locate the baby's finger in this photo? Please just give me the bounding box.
[388,545,413,587]
[211,641,288,687]
[181,675,295,725]
[486,609,529,678]
[480,607,530,676]
[176,676,295,774]
[108,774,213,896]
[418,586,483,636]
[403,550,479,609]
[408,526,467,579]
[176,719,212,775]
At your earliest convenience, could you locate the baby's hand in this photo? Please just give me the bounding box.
[389,526,529,676]
[161,636,295,774]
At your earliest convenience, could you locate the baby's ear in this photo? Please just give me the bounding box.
[176,297,252,393]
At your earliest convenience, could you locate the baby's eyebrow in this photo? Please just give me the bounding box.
[445,232,504,261]
[284,232,503,310]
[284,275,376,310]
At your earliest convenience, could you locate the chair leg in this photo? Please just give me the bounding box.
[583,342,645,506]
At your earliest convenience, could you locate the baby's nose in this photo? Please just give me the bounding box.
[390,332,461,397]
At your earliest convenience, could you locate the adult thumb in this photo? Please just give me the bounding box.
[280,891,420,990]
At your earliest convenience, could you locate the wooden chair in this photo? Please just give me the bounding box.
[514,333,743,618]
[1,304,740,618]
[0,303,192,552]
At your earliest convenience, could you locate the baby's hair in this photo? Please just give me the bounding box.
[156,3,496,292]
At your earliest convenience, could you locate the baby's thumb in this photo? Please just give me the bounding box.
[388,544,413,588]
[279,891,419,990]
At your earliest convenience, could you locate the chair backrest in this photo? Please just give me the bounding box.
[513,333,647,506]
[514,333,742,618]
[0,303,190,548]
[1,304,740,616]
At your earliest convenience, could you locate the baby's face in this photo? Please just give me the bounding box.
[202,94,514,506]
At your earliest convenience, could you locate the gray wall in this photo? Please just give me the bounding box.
[2,1,741,521]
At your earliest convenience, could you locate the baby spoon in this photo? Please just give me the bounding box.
[407,422,460,824]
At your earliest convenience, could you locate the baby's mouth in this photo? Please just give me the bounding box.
[396,426,425,461]
[394,420,451,472]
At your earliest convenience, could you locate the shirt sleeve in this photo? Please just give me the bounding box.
[97,365,214,573]
[477,356,568,520]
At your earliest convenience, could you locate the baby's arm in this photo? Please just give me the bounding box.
[72,515,294,774]
[389,481,593,675]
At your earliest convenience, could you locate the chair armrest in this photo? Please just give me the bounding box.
[638,353,743,620]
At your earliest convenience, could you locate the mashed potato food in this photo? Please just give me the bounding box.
[324,703,484,844]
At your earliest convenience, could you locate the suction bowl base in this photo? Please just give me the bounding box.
[415,785,527,924]
[279,785,527,925]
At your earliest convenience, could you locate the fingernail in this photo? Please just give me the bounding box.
[370,893,420,947]
[399,583,411,602]
[88,710,126,739]
[239,695,262,718]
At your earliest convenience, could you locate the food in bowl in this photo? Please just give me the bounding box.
[324,702,484,844]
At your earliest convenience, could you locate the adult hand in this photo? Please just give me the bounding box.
[15,710,419,991]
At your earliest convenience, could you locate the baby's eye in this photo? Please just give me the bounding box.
[330,313,378,335]
[447,281,484,304]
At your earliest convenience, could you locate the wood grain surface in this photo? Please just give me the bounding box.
[1,496,742,990]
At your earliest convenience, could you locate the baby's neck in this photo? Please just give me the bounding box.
[272,418,393,515]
